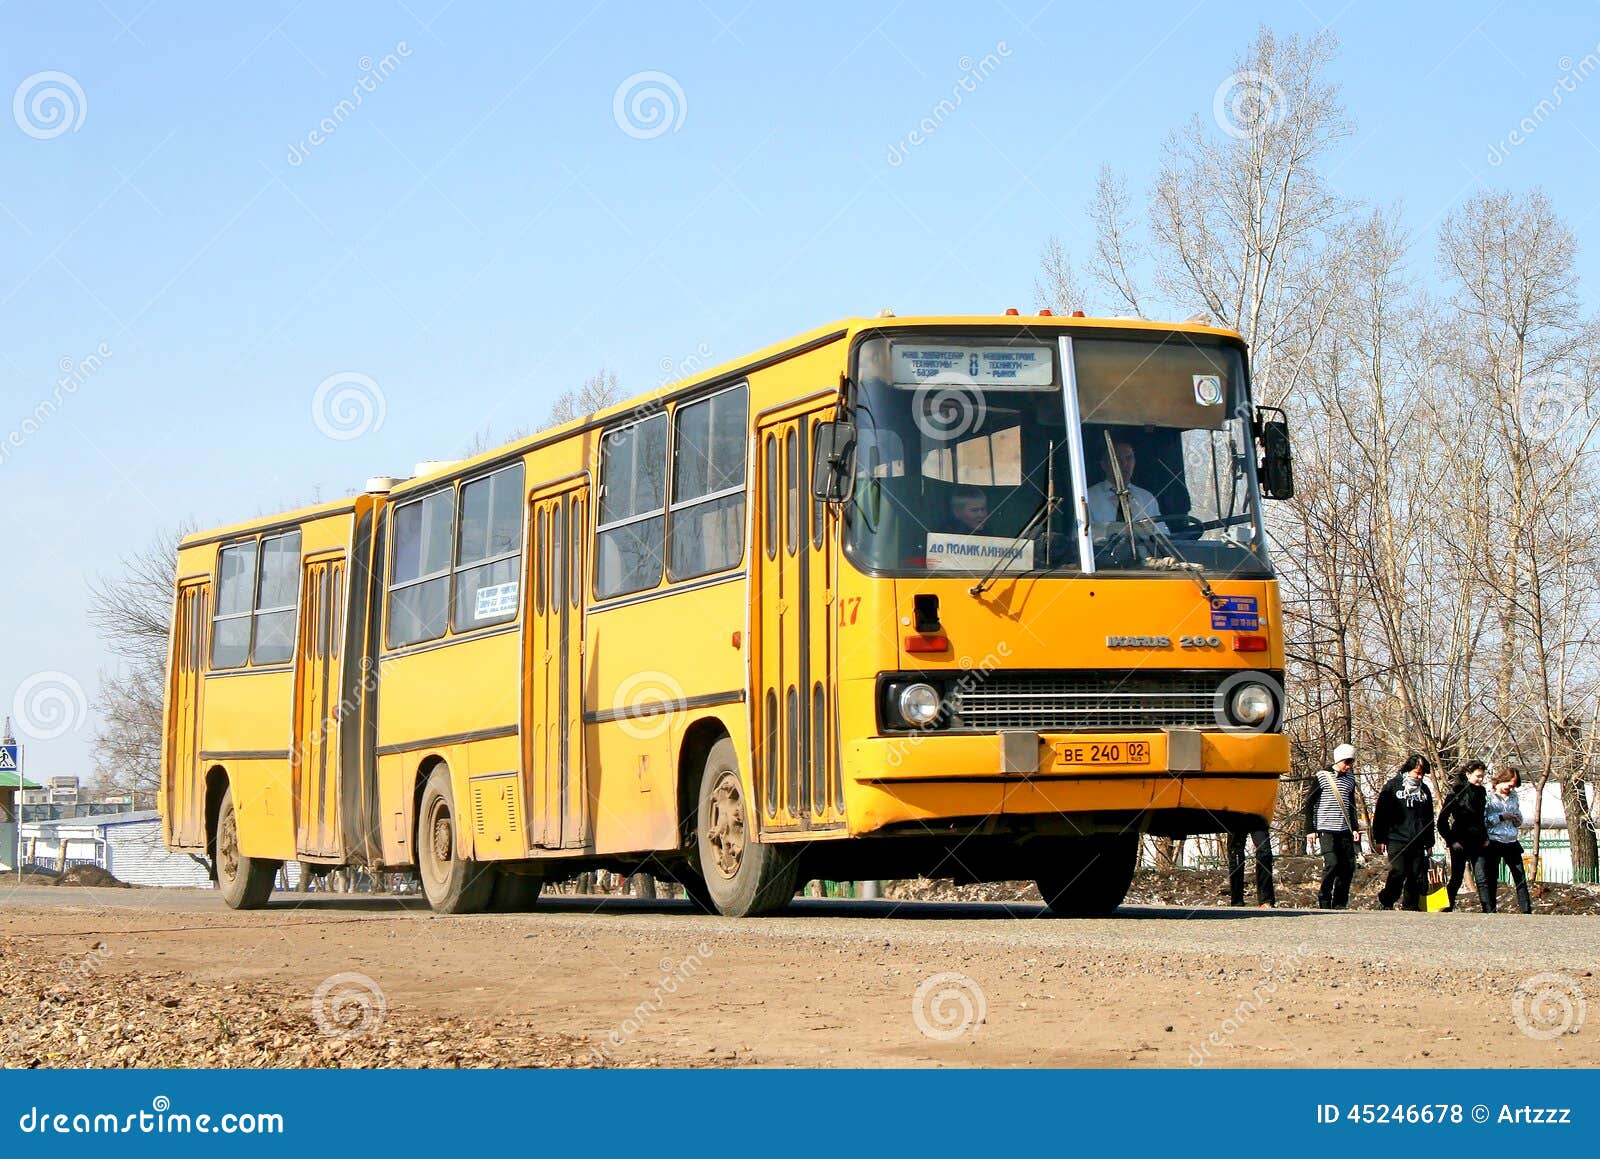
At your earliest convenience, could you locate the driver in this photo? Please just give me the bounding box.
[1086,439,1165,531]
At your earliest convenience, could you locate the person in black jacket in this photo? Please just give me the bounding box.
[1372,754,1436,911]
[1436,760,1488,911]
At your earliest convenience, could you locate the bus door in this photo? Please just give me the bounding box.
[527,481,590,849]
[754,405,844,832]
[294,554,345,858]
[167,578,209,848]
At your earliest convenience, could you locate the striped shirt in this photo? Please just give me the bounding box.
[1312,769,1358,833]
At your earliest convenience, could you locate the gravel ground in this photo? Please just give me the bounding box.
[2,885,1595,1069]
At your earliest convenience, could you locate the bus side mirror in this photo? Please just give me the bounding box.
[1253,407,1294,500]
[811,420,856,503]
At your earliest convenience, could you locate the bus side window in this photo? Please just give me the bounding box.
[251,530,301,665]
[211,540,257,669]
[570,496,583,610]
[452,463,524,632]
[764,433,778,559]
[386,491,453,648]
[669,383,748,581]
[595,413,667,599]
[784,426,799,556]
[535,506,547,616]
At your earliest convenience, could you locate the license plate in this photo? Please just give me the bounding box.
[1054,740,1152,766]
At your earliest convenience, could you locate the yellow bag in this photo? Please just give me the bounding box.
[1425,857,1450,911]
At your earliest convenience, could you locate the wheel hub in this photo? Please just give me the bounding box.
[217,810,239,882]
[429,806,453,867]
[706,773,746,880]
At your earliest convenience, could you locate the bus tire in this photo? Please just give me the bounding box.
[1035,834,1139,917]
[694,738,797,917]
[214,786,278,910]
[488,870,543,912]
[416,765,495,914]
[680,874,717,914]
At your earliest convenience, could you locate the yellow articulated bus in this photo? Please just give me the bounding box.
[161,312,1295,917]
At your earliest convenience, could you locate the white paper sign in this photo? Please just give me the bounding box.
[925,532,1035,571]
[892,345,1054,387]
[474,580,519,620]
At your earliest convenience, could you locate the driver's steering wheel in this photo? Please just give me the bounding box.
[1162,513,1203,541]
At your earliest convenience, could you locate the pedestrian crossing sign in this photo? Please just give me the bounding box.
[0,744,18,772]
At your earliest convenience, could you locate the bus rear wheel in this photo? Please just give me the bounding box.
[1035,834,1139,917]
[693,739,797,917]
[215,786,278,910]
[417,765,495,914]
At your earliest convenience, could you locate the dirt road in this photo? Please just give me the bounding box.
[2,887,1594,1068]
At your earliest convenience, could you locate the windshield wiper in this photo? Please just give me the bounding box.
[970,438,1062,597]
[969,491,1060,597]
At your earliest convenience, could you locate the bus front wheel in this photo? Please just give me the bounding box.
[693,739,797,917]
[215,786,278,910]
[417,765,495,914]
[1035,834,1139,917]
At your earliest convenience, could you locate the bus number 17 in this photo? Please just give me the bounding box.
[839,597,861,626]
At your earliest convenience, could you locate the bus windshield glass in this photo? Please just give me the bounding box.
[842,332,1272,580]
[1074,335,1269,578]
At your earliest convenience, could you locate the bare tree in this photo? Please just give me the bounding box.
[547,368,623,427]
[86,529,185,807]
[1438,189,1600,861]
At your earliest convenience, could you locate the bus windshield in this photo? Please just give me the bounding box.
[843,332,1272,580]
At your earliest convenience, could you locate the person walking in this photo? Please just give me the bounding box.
[1436,760,1489,911]
[1372,754,1436,911]
[1476,769,1534,914]
[1304,743,1361,910]
[1226,823,1276,907]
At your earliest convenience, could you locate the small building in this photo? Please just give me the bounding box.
[20,810,214,888]
[0,769,43,871]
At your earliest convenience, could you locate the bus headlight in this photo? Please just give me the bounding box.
[896,683,942,728]
[1229,682,1274,726]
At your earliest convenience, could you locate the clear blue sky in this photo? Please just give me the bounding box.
[3,1,1598,782]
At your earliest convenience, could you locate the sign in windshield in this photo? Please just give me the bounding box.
[891,344,1054,388]
[926,532,1035,571]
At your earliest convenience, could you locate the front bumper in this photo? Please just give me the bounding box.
[843,728,1287,835]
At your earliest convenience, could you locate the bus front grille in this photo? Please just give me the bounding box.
[950,672,1224,731]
